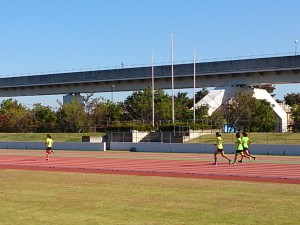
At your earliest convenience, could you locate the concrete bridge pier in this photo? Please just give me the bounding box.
[63,93,84,105]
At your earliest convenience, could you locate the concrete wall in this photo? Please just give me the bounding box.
[2,141,299,156]
[110,142,300,156]
[82,136,103,142]
[0,142,106,151]
[132,130,149,143]
[183,130,219,142]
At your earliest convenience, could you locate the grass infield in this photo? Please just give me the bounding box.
[188,132,300,145]
[1,132,300,144]
[0,133,104,142]
[0,169,299,225]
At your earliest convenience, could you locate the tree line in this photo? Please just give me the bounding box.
[0,87,299,133]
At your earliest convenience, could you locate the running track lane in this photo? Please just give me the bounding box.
[0,150,299,184]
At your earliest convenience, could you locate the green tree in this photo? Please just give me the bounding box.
[32,103,57,132]
[86,97,109,126]
[284,93,300,106]
[175,92,192,120]
[195,105,209,121]
[154,89,171,121]
[250,99,277,132]
[195,88,209,102]
[283,93,300,132]
[291,105,300,132]
[56,101,86,132]
[222,92,255,130]
[123,87,152,121]
[87,97,123,125]
[109,102,123,122]
[0,99,33,132]
[209,110,224,129]
[221,92,276,132]
[123,87,172,123]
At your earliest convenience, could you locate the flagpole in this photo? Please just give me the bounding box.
[152,53,155,127]
[193,49,196,122]
[171,32,175,123]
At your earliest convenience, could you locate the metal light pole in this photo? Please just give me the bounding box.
[171,32,175,123]
[193,49,196,122]
[152,53,155,127]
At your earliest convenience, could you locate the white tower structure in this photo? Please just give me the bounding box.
[195,86,287,132]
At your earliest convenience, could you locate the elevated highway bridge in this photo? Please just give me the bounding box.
[0,55,300,97]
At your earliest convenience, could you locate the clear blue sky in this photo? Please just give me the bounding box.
[0,0,299,108]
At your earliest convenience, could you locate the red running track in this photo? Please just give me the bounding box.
[0,150,299,184]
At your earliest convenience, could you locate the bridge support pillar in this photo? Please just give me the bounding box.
[195,86,288,132]
[63,93,84,105]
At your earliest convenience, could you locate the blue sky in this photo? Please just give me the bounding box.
[0,0,299,108]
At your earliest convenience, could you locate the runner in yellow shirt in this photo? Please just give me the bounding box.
[213,132,231,165]
[232,132,245,164]
[239,132,256,162]
[45,134,54,161]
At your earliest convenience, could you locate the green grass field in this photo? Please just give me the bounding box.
[1,169,299,225]
[0,133,104,142]
[1,132,300,144]
[187,132,300,145]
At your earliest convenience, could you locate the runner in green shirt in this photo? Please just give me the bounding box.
[232,132,246,164]
[239,132,256,162]
[213,132,231,165]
